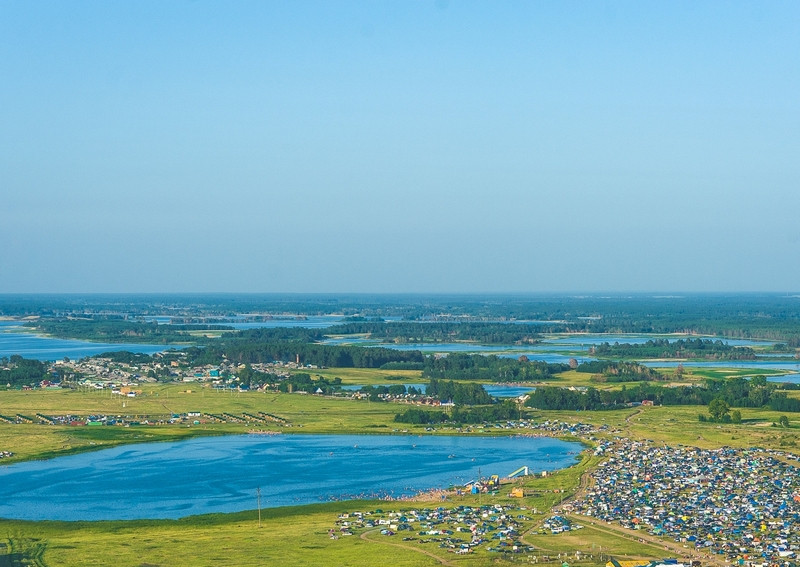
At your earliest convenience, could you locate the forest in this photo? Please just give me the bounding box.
[0,356,49,387]
[575,360,664,382]
[423,353,567,382]
[181,341,423,369]
[394,400,520,425]
[592,338,757,360]
[525,376,800,412]
[325,321,541,344]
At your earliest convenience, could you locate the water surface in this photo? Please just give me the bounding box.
[0,434,580,521]
[0,321,167,361]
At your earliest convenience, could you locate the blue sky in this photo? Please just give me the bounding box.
[2,1,799,293]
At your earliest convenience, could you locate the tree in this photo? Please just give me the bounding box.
[730,409,742,424]
[708,398,730,422]
[778,415,790,428]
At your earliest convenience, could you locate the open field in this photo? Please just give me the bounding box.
[0,386,413,462]
[530,405,798,452]
[307,367,424,385]
[550,367,800,390]
[525,522,670,562]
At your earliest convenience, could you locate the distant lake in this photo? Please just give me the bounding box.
[0,434,582,521]
[483,384,536,397]
[770,374,800,384]
[0,321,167,361]
[217,315,346,329]
[643,359,800,372]
[540,333,772,347]
[323,339,516,352]
[340,383,535,398]
[142,315,350,329]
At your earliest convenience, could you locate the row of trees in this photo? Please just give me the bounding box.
[426,379,492,405]
[394,400,520,425]
[525,377,800,412]
[276,373,342,394]
[182,341,424,369]
[0,355,49,387]
[358,384,422,401]
[423,353,568,382]
[592,339,757,360]
[26,319,229,344]
[576,360,664,382]
[25,320,327,346]
[325,322,541,345]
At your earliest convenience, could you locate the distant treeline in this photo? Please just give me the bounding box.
[230,327,326,343]
[182,341,423,369]
[525,376,800,412]
[26,320,327,345]
[26,319,230,344]
[326,322,541,345]
[394,400,519,425]
[426,378,493,405]
[1,356,49,387]
[7,293,800,343]
[592,339,757,360]
[275,373,342,394]
[358,384,422,401]
[423,353,567,382]
[575,360,664,383]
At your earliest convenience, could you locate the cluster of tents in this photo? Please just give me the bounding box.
[332,504,535,554]
[572,441,799,564]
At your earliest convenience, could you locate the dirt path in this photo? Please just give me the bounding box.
[625,407,644,424]
[359,529,456,567]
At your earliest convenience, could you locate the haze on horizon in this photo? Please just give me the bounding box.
[2,2,799,295]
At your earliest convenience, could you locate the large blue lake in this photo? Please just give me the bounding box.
[0,434,581,521]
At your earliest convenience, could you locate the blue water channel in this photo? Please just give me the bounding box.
[0,434,581,521]
[341,383,537,398]
[0,321,167,361]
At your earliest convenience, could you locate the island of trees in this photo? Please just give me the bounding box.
[592,338,757,360]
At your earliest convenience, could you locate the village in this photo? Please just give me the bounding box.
[3,352,495,426]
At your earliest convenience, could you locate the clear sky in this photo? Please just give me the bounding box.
[2,1,799,294]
